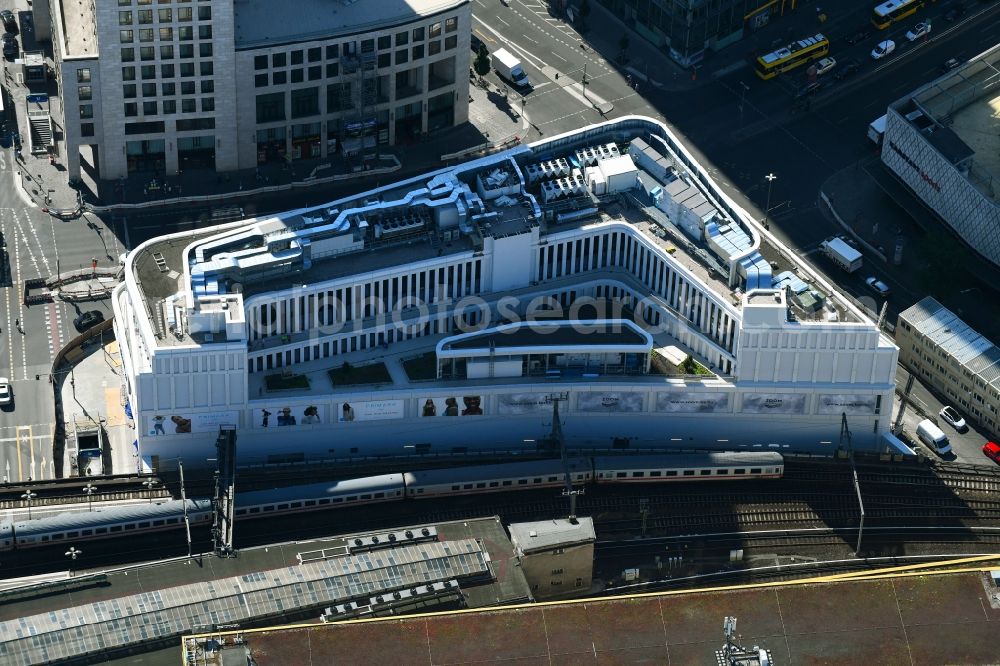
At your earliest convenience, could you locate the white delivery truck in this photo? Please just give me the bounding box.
[492,47,530,88]
[915,419,952,455]
[867,114,887,146]
[820,237,863,273]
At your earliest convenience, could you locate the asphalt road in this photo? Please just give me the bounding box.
[0,144,121,483]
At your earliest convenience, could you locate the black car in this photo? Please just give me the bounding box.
[945,5,966,20]
[0,10,16,36]
[845,29,871,45]
[471,32,484,53]
[834,59,861,80]
[2,38,16,58]
[74,310,105,332]
[794,81,823,99]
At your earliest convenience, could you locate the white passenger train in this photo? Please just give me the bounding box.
[0,452,783,552]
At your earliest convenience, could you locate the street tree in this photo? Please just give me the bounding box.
[473,44,491,83]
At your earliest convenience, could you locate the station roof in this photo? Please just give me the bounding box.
[0,517,527,665]
[190,565,1000,665]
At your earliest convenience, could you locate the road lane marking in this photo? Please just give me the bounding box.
[15,425,30,481]
[496,16,509,27]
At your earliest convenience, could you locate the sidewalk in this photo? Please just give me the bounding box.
[10,99,519,222]
[56,334,134,478]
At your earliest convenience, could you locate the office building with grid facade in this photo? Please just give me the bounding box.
[47,0,470,181]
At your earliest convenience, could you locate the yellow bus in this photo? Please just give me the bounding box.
[754,34,829,80]
[871,0,925,29]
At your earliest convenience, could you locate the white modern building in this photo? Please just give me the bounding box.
[114,116,899,472]
[43,0,470,180]
[879,43,1000,269]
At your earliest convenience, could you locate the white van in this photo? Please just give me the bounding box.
[916,419,952,455]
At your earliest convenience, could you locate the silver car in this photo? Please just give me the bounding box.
[939,406,967,432]
[871,40,895,60]
[865,276,890,296]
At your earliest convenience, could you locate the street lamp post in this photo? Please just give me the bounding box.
[21,490,37,520]
[763,173,777,229]
[143,478,157,504]
[738,82,750,127]
[65,547,83,577]
[82,483,97,512]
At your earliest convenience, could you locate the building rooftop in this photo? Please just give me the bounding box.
[509,517,596,554]
[130,117,868,358]
[185,566,1000,665]
[55,0,97,57]
[233,0,468,49]
[899,296,1000,389]
[894,43,1000,202]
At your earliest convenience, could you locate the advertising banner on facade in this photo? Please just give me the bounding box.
[817,394,877,415]
[255,404,326,428]
[420,396,485,417]
[497,393,552,415]
[576,391,645,413]
[338,399,405,422]
[740,393,807,414]
[147,410,239,435]
[655,391,730,413]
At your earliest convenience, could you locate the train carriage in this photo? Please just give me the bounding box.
[10,499,213,550]
[233,474,406,518]
[403,458,593,498]
[593,452,784,483]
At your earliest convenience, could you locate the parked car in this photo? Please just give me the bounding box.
[846,29,871,45]
[865,276,891,296]
[0,10,16,35]
[814,57,837,75]
[906,22,931,41]
[983,441,1000,465]
[73,310,105,332]
[470,32,484,53]
[943,57,962,71]
[834,59,862,80]
[2,37,16,58]
[871,40,896,60]
[939,405,968,432]
[0,378,10,406]
[945,5,966,20]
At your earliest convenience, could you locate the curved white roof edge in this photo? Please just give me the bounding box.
[436,318,654,359]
